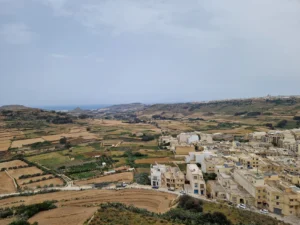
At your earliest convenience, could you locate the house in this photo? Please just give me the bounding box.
[202,156,224,173]
[150,164,167,187]
[161,166,185,190]
[186,164,206,195]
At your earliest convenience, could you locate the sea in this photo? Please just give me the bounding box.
[37,104,111,111]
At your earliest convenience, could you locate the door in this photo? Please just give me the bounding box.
[274,208,282,215]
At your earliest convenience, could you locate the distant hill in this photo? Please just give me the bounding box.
[137,97,300,118]
[0,105,32,111]
[98,103,146,113]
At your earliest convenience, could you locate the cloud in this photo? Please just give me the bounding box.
[95,57,104,63]
[0,23,36,44]
[50,53,69,59]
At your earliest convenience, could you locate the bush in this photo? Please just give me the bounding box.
[178,195,203,213]
[134,173,150,185]
[276,120,287,128]
[59,137,67,144]
[203,172,217,182]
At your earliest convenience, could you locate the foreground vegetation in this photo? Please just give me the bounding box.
[0,200,57,225]
[88,195,289,225]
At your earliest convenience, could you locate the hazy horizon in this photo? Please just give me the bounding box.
[1,0,300,106]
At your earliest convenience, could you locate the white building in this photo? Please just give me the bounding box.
[150,164,167,187]
[185,151,216,164]
[186,164,206,195]
[177,133,199,144]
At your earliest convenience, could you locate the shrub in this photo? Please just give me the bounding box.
[59,137,67,144]
[276,120,287,128]
[134,173,150,185]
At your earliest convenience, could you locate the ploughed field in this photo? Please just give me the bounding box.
[0,160,64,192]
[0,172,16,194]
[0,189,177,213]
[28,206,98,225]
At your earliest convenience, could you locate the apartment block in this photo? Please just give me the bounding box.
[186,164,206,195]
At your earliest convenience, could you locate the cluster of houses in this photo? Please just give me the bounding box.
[154,129,300,218]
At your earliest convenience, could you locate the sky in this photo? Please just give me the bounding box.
[0,0,300,106]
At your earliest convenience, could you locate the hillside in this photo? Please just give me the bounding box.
[138,97,300,118]
[0,105,32,111]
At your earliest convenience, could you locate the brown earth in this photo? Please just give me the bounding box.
[0,217,14,225]
[0,160,28,170]
[28,206,98,225]
[75,172,134,186]
[175,146,195,155]
[0,141,10,151]
[11,138,45,148]
[0,172,15,194]
[7,167,44,180]
[0,189,176,213]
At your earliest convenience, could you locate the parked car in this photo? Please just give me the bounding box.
[168,187,175,191]
[259,209,269,214]
[152,186,159,189]
[179,190,186,195]
[237,204,246,209]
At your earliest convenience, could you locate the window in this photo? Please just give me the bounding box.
[290,199,294,202]
[290,206,293,208]
[193,176,197,180]
[258,190,261,193]
[276,202,280,206]
[276,196,279,200]
[195,183,198,188]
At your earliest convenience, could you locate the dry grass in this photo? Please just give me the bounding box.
[175,146,195,155]
[28,206,98,225]
[0,189,176,213]
[0,141,10,151]
[0,217,15,225]
[11,138,45,148]
[75,172,133,186]
[7,167,44,180]
[0,172,15,194]
[0,160,28,170]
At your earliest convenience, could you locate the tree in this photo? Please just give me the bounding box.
[276,120,287,128]
[59,137,67,145]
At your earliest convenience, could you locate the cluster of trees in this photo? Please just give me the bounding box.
[30,141,52,149]
[51,116,73,124]
[19,172,49,179]
[234,111,247,116]
[97,199,232,225]
[203,172,217,182]
[59,137,71,149]
[246,112,261,117]
[134,173,150,185]
[0,201,57,225]
[22,176,54,185]
[276,120,288,128]
[1,164,30,171]
[294,116,300,121]
[121,150,148,168]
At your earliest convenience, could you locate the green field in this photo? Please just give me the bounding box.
[26,146,96,169]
